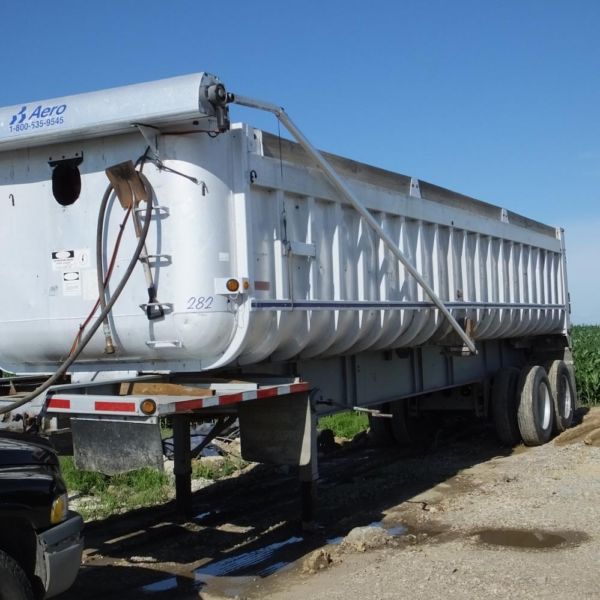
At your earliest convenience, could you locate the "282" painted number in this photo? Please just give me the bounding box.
[186,296,214,310]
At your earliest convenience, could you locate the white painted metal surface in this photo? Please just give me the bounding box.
[0,72,226,151]
[0,79,568,374]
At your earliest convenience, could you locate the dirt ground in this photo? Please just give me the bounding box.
[60,408,600,600]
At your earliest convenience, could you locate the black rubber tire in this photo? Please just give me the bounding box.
[0,550,34,600]
[390,399,412,445]
[368,405,394,445]
[546,360,576,432]
[517,365,554,446]
[491,367,521,446]
[390,399,435,446]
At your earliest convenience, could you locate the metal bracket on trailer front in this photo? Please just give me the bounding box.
[229,92,477,355]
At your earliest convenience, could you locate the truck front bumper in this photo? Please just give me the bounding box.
[38,511,84,598]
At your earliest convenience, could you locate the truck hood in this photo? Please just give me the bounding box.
[0,432,58,467]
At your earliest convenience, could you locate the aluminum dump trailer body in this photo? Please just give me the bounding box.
[0,75,568,375]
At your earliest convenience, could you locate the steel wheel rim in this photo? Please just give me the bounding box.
[538,382,552,430]
[561,373,573,420]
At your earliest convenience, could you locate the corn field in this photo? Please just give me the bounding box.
[572,325,600,405]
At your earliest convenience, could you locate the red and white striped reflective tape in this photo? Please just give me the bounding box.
[169,382,309,413]
[46,382,310,416]
[46,397,140,414]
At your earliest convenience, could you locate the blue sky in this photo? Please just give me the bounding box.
[0,0,597,322]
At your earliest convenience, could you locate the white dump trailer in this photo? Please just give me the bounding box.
[0,73,575,516]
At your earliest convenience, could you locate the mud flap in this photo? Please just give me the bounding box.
[71,417,163,474]
[238,393,316,467]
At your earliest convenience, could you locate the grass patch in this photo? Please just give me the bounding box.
[60,456,171,520]
[60,456,109,494]
[318,410,369,439]
[159,416,173,440]
[572,325,600,405]
[59,453,249,520]
[160,427,174,440]
[191,456,247,480]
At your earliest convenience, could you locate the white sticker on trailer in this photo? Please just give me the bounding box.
[75,248,90,268]
[62,271,82,296]
[51,249,75,270]
[51,248,90,271]
[82,269,98,301]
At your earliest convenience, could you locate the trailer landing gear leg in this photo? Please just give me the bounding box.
[299,409,319,532]
[173,415,192,517]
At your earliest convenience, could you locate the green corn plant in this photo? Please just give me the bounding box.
[572,325,600,405]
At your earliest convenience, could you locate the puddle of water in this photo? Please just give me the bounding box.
[476,529,568,549]
[144,524,412,597]
[143,535,306,597]
[196,574,258,598]
[259,561,292,577]
[142,523,415,598]
[193,508,224,525]
[194,536,303,581]
[369,520,408,536]
[387,525,408,536]
[141,576,178,593]
[326,536,344,545]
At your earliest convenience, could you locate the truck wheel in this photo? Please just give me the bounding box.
[0,550,34,600]
[390,399,434,446]
[517,365,554,446]
[368,405,394,445]
[491,367,521,446]
[546,360,576,432]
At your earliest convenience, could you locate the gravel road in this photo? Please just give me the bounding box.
[262,410,600,600]
[60,408,600,600]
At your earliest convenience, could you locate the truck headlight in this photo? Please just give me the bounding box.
[50,492,69,524]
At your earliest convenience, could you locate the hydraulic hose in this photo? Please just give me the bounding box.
[96,153,150,353]
[96,183,118,354]
[0,176,154,415]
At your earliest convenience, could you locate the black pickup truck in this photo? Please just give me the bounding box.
[0,431,83,600]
